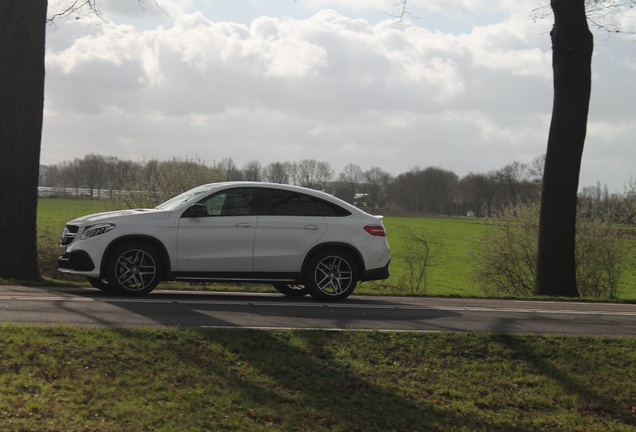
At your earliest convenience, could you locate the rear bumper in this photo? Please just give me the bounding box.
[360,259,390,282]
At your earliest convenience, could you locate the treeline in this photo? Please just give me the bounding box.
[39,153,636,223]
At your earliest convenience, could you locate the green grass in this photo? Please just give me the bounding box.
[372,217,484,296]
[12,200,636,431]
[0,324,634,431]
[364,216,636,300]
[38,198,108,235]
[36,198,636,299]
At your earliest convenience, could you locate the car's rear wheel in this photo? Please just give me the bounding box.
[305,249,358,301]
[272,283,309,298]
[105,242,161,296]
[86,277,114,292]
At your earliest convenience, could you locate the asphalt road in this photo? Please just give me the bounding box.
[0,284,635,336]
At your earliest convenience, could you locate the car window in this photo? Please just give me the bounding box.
[297,194,318,216]
[156,183,218,210]
[310,197,351,216]
[257,188,351,217]
[198,188,255,216]
[258,189,300,215]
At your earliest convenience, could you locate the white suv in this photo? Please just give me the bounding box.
[58,182,390,301]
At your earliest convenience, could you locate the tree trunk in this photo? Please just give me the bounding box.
[0,1,48,280]
[535,0,593,296]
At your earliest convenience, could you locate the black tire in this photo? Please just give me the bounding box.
[272,283,309,298]
[86,277,114,292]
[105,242,161,296]
[305,249,358,302]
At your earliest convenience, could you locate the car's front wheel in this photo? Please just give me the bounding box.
[305,249,358,301]
[272,283,309,298]
[105,242,161,296]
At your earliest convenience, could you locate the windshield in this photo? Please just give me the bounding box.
[155,183,219,211]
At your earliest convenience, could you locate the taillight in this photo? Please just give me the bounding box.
[364,225,386,236]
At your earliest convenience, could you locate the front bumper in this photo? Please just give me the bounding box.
[58,250,96,272]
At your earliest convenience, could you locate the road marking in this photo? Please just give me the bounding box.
[1,295,635,316]
[199,325,443,333]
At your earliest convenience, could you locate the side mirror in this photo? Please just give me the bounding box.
[185,203,208,217]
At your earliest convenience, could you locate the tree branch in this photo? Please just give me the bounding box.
[47,0,166,24]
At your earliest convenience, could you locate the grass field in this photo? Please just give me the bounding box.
[37,198,636,300]
[2,199,631,431]
[376,216,485,296]
[1,325,634,431]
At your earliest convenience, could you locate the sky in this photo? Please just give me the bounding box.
[42,0,636,192]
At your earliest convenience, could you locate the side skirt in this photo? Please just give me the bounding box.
[172,271,302,285]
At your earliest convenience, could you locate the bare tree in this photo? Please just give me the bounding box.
[80,153,109,199]
[417,167,459,215]
[242,160,263,182]
[218,157,243,181]
[263,162,289,184]
[297,159,318,188]
[39,164,59,187]
[0,2,47,280]
[296,159,334,190]
[398,0,631,297]
[56,160,78,198]
[47,0,161,23]
[536,0,594,297]
[0,0,159,280]
[314,161,335,191]
[286,161,300,186]
[364,167,393,210]
[336,163,364,203]
[496,162,537,208]
[107,158,141,200]
[533,0,633,297]
[391,167,458,215]
[458,171,500,218]
[527,154,546,183]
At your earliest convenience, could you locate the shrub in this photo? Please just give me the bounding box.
[395,227,441,295]
[575,217,630,298]
[471,203,631,298]
[471,205,538,297]
[37,225,60,279]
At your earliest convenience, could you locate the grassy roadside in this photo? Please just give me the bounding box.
[1,199,633,430]
[1,325,635,431]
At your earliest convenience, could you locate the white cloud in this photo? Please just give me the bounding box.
[41,2,636,191]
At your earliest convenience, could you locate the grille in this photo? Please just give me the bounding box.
[61,225,79,246]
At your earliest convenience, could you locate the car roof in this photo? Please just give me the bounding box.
[208,181,366,214]
[209,181,330,197]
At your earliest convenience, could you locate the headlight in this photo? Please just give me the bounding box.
[80,223,116,240]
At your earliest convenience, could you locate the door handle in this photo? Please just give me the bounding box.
[235,222,252,228]
[303,225,319,230]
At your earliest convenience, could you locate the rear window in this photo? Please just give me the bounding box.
[306,196,350,216]
[257,188,351,217]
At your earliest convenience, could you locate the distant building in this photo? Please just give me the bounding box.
[353,193,368,208]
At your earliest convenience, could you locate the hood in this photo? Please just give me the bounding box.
[67,208,171,225]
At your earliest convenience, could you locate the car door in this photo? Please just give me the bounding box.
[253,188,327,273]
[176,187,256,272]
